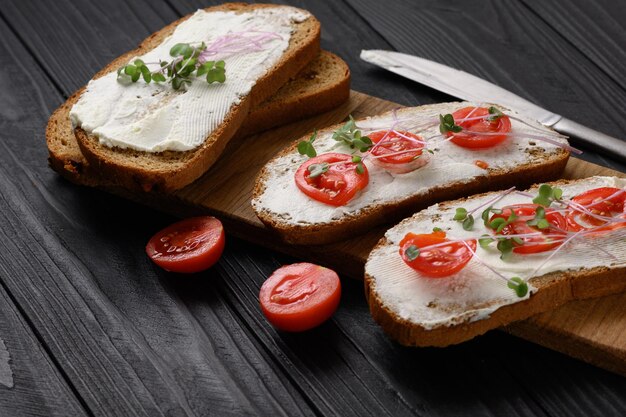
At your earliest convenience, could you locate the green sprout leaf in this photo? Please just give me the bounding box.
[439,113,463,134]
[479,234,494,249]
[332,116,372,151]
[405,245,420,261]
[463,214,475,231]
[497,238,515,260]
[355,162,365,175]
[117,43,225,89]
[433,227,443,232]
[297,130,318,158]
[487,106,504,122]
[532,184,562,207]
[307,162,329,178]
[507,277,529,297]
[453,207,468,221]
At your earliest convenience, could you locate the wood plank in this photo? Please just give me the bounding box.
[0,285,88,416]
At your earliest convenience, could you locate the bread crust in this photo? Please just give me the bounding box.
[252,104,570,245]
[47,51,350,188]
[363,177,626,347]
[72,3,321,192]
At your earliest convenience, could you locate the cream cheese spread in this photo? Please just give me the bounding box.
[365,176,626,330]
[70,8,309,152]
[253,103,569,225]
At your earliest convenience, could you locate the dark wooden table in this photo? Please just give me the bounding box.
[1,0,625,415]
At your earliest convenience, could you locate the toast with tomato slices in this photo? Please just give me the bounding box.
[47,51,350,188]
[252,102,571,245]
[364,176,626,347]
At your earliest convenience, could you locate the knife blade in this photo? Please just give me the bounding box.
[361,49,626,163]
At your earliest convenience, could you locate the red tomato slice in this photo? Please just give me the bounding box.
[399,231,476,278]
[448,106,512,149]
[259,263,341,332]
[368,130,429,174]
[295,153,369,206]
[490,204,566,254]
[146,216,225,273]
[566,187,626,232]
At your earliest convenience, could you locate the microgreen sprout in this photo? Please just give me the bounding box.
[297,130,318,158]
[453,207,475,231]
[533,184,563,207]
[307,162,329,178]
[507,277,529,297]
[526,206,550,229]
[438,114,463,135]
[405,245,420,261]
[333,116,373,152]
[486,106,504,122]
[117,42,225,90]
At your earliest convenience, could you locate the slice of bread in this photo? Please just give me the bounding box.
[252,102,570,245]
[69,3,320,192]
[364,176,626,347]
[46,50,350,188]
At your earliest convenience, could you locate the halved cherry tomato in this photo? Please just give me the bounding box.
[259,263,341,332]
[566,187,626,231]
[399,231,476,278]
[295,153,369,206]
[146,216,225,273]
[368,130,429,174]
[490,204,566,254]
[448,106,512,149]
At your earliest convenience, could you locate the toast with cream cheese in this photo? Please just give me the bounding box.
[68,3,321,192]
[365,176,626,347]
[47,51,350,187]
[252,102,570,245]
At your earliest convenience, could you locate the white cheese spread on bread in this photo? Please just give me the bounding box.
[253,103,569,225]
[365,176,626,330]
[70,8,309,152]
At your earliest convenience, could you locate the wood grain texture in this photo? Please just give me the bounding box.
[0,285,87,416]
[2,0,626,416]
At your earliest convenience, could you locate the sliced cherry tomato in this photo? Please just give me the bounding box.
[566,187,626,231]
[259,263,341,332]
[146,216,225,273]
[448,106,512,149]
[490,204,566,254]
[399,231,476,278]
[368,130,429,174]
[295,153,369,206]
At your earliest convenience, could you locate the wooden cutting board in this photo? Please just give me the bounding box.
[114,91,626,376]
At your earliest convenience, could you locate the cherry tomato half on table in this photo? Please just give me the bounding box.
[448,106,512,149]
[295,152,369,206]
[368,130,429,174]
[566,187,626,232]
[490,204,566,254]
[399,231,476,278]
[259,263,341,332]
[146,216,225,273]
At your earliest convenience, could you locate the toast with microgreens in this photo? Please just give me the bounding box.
[252,102,573,245]
[68,3,320,192]
[364,176,626,347]
[47,50,350,188]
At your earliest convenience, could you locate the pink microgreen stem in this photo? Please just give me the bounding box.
[467,187,516,216]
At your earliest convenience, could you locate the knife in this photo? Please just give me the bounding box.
[361,49,626,163]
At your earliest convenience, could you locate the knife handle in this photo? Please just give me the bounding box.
[551,118,626,164]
